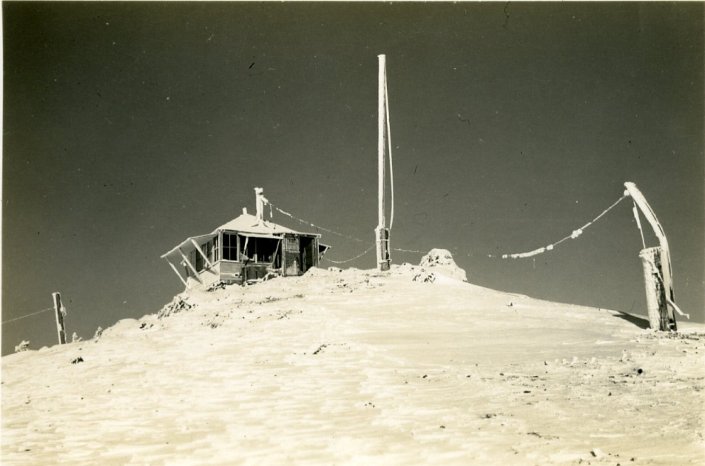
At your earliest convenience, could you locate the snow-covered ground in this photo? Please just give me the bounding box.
[3,254,704,465]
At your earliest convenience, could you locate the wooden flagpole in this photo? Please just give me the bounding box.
[376,54,391,271]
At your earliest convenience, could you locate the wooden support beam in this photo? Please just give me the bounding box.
[166,258,190,288]
[217,230,223,262]
[313,238,319,267]
[236,234,241,262]
[242,236,249,260]
[52,292,67,345]
[271,239,282,267]
[178,248,200,282]
[666,296,690,320]
[190,238,213,269]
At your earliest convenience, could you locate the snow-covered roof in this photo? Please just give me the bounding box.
[161,213,319,258]
[215,213,301,236]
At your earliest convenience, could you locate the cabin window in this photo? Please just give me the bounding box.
[240,236,280,263]
[201,241,215,265]
[213,235,219,262]
[222,233,238,261]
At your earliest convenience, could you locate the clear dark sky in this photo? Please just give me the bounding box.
[2,2,703,354]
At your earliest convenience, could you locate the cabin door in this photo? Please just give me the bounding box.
[283,235,300,276]
[299,237,316,273]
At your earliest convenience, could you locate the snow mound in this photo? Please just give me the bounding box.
[4,249,705,465]
[418,248,467,282]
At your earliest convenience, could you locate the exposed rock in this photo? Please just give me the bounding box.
[206,281,227,292]
[14,340,30,353]
[412,270,438,283]
[418,249,467,282]
[158,295,194,319]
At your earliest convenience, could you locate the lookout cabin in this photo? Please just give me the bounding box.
[161,188,329,287]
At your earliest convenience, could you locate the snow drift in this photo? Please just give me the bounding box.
[2,250,704,465]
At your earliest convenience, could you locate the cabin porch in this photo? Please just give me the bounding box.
[163,228,328,288]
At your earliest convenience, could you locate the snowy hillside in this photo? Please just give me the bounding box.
[2,252,704,465]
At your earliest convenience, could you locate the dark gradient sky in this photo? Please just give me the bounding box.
[3,2,703,354]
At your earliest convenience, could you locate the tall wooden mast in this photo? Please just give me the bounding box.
[375,54,391,271]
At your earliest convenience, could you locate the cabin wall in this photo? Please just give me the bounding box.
[313,238,320,267]
[217,260,276,284]
[198,266,221,287]
[219,260,244,284]
[177,231,323,287]
[187,260,220,287]
[242,264,271,282]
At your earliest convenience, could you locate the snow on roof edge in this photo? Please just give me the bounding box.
[161,212,321,258]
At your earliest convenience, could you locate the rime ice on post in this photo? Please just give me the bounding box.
[625,182,680,331]
[52,292,67,345]
[375,54,392,271]
[639,247,670,331]
[254,187,269,224]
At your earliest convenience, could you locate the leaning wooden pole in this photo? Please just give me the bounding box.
[52,292,67,345]
[375,54,391,271]
[639,247,671,331]
[624,182,677,331]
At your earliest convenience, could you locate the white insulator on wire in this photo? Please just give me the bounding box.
[496,193,627,260]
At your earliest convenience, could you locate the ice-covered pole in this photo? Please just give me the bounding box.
[52,292,67,345]
[254,187,268,223]
[375,54,390,271]
[624,181,677,330]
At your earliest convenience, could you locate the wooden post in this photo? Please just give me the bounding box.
[639,247,676,331]
[376,54,391,271]
[52,292,67,345]
[625,182,678,331]
[625,183,675,302]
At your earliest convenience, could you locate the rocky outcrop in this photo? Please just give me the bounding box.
[418,248,467,282]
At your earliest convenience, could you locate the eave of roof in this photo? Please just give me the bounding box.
[215,213,300,235]
[161,213,321,259]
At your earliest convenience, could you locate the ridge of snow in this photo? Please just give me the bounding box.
[3,252,704,465]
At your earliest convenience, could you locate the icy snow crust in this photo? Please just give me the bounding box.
[3,259,704,465]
